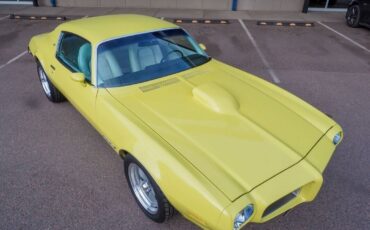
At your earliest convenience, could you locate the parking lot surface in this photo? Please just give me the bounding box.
[0,10,369,230]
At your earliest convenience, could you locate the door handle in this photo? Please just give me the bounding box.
[50,65,56,70]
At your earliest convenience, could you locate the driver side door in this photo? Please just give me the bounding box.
[50,32,98,124]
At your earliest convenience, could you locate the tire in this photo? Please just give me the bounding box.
[346,5,361,28]
[124,154,175,223]
[36,62,65,103]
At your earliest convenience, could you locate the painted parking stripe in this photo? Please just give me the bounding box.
[317,21,370,53]
[238,19,281,84]
[0,51,28,70]
[0,15,9,21]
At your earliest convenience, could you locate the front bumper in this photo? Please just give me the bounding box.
[218,159,323,229]
[217,125,342,230]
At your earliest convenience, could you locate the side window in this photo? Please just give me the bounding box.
[57,33,92,82]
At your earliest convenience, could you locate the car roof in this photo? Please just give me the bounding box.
[56,14,179,44]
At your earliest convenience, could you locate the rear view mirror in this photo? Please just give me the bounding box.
[199,43,207,51]
[70,72,85,83]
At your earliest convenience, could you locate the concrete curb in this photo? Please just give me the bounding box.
[0,5,345,22]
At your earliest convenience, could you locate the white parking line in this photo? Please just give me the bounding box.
[0,51,28,70]
[0,15,9,21]
[238,19,280,84]
[317,21,370,53]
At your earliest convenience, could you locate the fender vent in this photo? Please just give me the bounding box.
[139,78,179,92]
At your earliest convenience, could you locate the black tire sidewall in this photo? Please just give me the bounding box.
[124,155,168,223]
[346,5,360,27]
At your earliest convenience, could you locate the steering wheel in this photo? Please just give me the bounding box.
[160,50,184,63]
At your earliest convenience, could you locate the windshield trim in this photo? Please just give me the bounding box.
[94,27,179,87]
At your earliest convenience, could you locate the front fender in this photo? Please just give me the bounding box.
[95,89,230,229]
[348,0,359,7]
[305,124,343,173]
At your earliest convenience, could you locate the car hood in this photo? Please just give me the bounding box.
[107,60,334,201]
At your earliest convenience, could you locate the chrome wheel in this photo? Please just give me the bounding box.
[38,67,51,97]
[128,163,158,214]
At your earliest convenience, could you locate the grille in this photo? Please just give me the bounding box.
[262,189,300,218]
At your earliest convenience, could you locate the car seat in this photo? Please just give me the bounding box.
[97,49,123,86]
[77,43,92,82]
[136,43,163,70]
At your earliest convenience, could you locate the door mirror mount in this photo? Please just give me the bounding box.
[70,72,85,83]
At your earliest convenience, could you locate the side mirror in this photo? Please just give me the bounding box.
[199,43,207,51]
[70,72,85,83]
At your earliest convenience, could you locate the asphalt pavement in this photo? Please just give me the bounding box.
[0,6,369,230]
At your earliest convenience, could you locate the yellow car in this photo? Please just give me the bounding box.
[29,15,343,230]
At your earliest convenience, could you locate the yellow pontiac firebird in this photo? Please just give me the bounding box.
[29,15,343,230]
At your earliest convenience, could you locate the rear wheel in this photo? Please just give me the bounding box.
[346,5,361,28]
[124,154,175,223]
[37,62,65,103]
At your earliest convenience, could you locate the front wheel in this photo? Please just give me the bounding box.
[36,62,65,103]
[124,154,175,223]
[346,5,361,28]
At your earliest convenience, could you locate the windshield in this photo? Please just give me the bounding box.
[97,29,210,88]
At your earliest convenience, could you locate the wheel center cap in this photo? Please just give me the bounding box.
[142,182,150,191]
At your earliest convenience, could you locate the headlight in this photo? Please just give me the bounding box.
[333,132,342,145]
[233,204,254,230]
